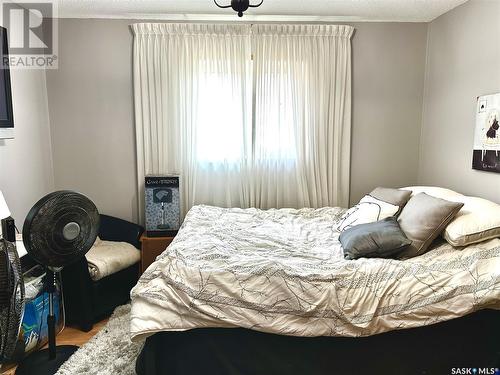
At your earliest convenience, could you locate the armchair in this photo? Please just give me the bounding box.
[61,214,144,331]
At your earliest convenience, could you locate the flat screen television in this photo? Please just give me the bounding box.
[0,26,14,139]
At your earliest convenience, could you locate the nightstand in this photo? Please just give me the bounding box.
[139,234,175,274]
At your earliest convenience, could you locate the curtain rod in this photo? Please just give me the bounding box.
[56,14,426,23]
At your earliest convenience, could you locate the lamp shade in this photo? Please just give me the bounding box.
[0,190,11,220]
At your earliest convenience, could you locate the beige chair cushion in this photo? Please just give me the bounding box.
[398,193,463,258]
[85,237,140,281]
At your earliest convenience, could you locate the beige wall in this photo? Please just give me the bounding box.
[350,22,427,205]
[0,18,54,226]
[418,0,500,202]
[46,19,138,222]
[46,19,427,221]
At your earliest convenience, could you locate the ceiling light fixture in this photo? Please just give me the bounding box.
[214,0,264,17]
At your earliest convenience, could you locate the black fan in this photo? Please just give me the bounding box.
[14,191,99,375]
[0,238,25,365]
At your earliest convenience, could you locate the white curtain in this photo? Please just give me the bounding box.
[132,23,353,219]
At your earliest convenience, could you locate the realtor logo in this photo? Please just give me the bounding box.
[1,1,58,68]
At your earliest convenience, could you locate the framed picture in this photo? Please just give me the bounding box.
[472,92,500,173]
[144,175,181,237]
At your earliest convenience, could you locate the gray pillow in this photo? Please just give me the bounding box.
[398,193,464,258]
[340,217,411,260]
[369,187,412,208]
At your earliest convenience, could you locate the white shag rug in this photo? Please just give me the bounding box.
[56,304,144,375]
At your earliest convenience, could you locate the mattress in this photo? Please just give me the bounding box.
[130,205,500,341]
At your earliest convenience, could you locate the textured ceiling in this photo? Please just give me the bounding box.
[54,0,468,22]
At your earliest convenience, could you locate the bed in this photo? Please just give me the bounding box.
[130,204,500,374]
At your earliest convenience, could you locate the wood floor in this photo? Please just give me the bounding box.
[1,319,108,375]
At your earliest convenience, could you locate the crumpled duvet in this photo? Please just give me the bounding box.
[130,205,500,342]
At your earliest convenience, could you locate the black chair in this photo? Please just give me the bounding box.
[61,214,144,331]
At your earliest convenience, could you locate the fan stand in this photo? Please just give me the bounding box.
[16,269,78,375]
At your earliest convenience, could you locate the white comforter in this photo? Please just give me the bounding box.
[130,205,500,341]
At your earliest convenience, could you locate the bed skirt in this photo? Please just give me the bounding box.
[136,309,500,375]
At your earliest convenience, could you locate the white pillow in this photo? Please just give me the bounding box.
[401,186,464,201]
[402,186,500,246]
[443,196,500,246]
[337,195,399,232]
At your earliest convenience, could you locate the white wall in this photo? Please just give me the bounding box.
[418,0,500,202]
[0,18,54,226]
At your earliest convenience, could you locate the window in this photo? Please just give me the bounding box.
[196,72,248,163]
[195,63,298,165]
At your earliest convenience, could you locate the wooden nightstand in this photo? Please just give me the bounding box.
[140,234,175,274]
